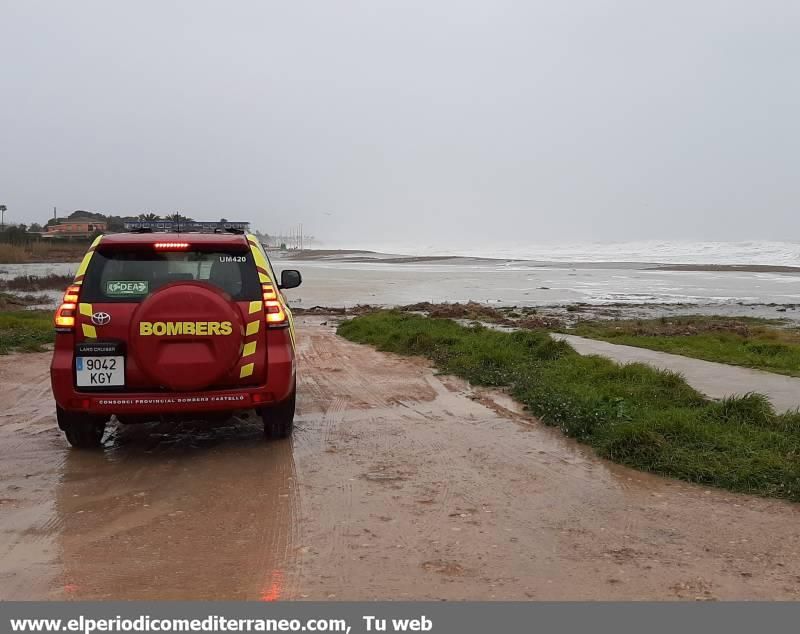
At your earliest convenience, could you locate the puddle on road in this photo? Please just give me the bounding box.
[0,351,304,601]
[51,415,301,600]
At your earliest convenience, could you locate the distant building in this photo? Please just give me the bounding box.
[43,218,107,238]
[123,220,250,232]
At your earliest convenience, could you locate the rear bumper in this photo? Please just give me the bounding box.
[54,385,291,416]
[50,334,295,416]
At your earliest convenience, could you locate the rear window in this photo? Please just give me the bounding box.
[81,249,261,302]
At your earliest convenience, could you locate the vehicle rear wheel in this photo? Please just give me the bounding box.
[57,406,107,449]
[261,387,296,440]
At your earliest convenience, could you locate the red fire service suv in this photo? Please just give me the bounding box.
[50,230,302,448]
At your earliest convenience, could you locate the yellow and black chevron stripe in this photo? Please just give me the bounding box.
[238,302,263,379]
[73,235,103,286]
[78,303,97,339]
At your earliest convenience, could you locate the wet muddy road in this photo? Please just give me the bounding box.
[2,316,800,600]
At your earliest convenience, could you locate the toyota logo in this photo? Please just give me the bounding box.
[91,312,111,326]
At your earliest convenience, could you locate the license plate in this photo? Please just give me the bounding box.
[76,356,125,387]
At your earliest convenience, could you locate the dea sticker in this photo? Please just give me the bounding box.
[105,280,149,297]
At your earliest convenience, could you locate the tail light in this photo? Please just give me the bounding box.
[261,283,287,327]
[54,284,81,331]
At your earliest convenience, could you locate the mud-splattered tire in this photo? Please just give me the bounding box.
[261,387,295,440]
[57,406,106,449]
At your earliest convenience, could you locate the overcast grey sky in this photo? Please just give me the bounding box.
[1,0,798,246]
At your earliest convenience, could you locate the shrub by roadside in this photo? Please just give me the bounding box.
[0,292,52,311]
[0,273,74,292]
[338,311,800,502]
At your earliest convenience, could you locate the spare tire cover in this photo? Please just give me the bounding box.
[130,281,244,391]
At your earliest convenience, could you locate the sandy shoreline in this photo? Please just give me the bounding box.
[654,263,800,273]
[275,249,800,274]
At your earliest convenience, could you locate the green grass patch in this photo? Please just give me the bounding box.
[338,311,800,501]
[0,310,54,354]
[569,316,800,377]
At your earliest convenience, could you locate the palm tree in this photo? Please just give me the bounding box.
[138,212,160,221]
[167,212,194,230]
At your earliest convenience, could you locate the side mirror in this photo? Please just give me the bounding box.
[279,269,302,290]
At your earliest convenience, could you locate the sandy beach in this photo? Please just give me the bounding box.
[279,248,800,274]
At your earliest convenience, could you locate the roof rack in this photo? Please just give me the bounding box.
[224,227,245,235]
[129,227,153,233]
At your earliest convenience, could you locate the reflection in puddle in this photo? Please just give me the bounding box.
[55,415,300,600]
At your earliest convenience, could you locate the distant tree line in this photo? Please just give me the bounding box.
[0,207,274,245]
[0,224,34,245]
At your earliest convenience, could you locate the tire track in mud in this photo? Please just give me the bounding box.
[296,326,460,556]
[297,326,423,591]
[317,397,353,594]
[292,323,572,596]
[381,387,458,551]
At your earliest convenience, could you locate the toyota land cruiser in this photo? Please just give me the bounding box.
[50,231,301,448]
